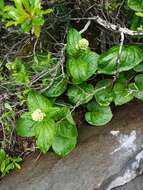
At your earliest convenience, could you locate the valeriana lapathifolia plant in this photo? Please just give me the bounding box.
[16,27,143,157]
[16,91,78,156]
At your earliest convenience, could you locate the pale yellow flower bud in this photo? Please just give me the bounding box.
[78,38,89,50]
[31,109,45,122]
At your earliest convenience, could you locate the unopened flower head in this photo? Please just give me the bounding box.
[78,38,89,50]
[31,109,45,122]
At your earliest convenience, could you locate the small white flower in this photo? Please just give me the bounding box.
[78,38,89,50]
[31,109,45,122]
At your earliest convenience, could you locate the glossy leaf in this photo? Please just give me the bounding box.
[134,62,143,72]
[67,51,98,84]
[28,91,52,112]
[98,45,143,75]
[16,112,36,137]
[66,28,81,56]
[45,107,61,119]
[44,75,68,98]
[52,120,78,156]
[113,80,134,106]
[35,119,56,153]
[129,83,143,100]
[85,101,113,126]
[135,74,143,90]
[128,74,143,101]
[51,106,76,125]
[95,79,114,106]
[128,0,143,12]
[67,83,94,105]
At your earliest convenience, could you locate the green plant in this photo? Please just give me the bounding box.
[2,26,143,168]
[0,149,22,176]
[6,58,30,86]
[12,28,143,159]
[0,102,17,151]
[2,0,53,37]
[66,28,99,84]
[16,91,77,155]
[128,0,143,30]
[66,28,143,126]
[2,0,143,177]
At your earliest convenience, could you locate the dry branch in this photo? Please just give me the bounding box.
[71,16,143,36]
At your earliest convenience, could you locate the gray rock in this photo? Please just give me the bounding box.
[114,175,143,190]
[1,101,143,190]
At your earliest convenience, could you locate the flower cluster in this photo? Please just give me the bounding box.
[31,109,46,122]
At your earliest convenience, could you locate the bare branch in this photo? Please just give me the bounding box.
[71,16,143,36]
[114,32,125,81]
[80,20,91,34]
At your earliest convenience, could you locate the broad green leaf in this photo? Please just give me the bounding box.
[65,109,76,125]
[85,101,113,126]
[134,74,143,90]
[129,83,143,100]
[128,0,143,12]
[66,28,81,56]
[44,75,68,98]
[115,71,135,83]
[28,91,52,112]
[98,45,143,75]
[35,119,56,153]
[50,106,75,125]
[60,107,76,125]
[113,81,134,106]
[95,79,114,106]
[67,51,98,84]
[67,83,94,105]
[130,14,143,30]
[52,120,78,156]
[45,107,62,119]
[16,112,36,137]
[134,62,143,72]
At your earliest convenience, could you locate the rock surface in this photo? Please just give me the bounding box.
[1,101,143,190]
[114,175,143,190]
